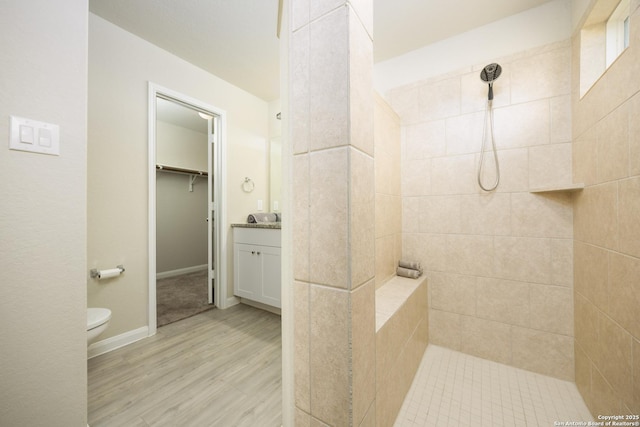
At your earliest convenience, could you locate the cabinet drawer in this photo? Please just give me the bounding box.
[233,227,281,247]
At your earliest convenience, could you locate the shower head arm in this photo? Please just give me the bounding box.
[487,82,494,101]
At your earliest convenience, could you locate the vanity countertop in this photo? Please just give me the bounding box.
[231,222,281,229]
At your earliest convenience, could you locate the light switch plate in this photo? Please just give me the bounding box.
[10,115,59,156]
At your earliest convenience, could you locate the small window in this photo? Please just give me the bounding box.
[580,0,632,97]
[606,0,630,67]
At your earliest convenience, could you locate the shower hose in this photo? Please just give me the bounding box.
[477,99,500,191]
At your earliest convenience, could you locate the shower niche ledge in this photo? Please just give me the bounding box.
[529,183,584,194]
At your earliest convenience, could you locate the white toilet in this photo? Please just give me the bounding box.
[87,308,111,346]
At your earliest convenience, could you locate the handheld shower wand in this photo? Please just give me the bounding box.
[480,63,502,102]
[478,63,502,191]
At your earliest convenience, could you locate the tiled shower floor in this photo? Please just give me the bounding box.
[395,345,593,427]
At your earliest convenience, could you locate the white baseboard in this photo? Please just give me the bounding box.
[156,264,207,280]
[225,296,240,309]
[239,298,281,315]
[88,326,150,359]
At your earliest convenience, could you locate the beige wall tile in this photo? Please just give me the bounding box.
[529,143,573,190]
[389,86,420,125]
[309,7,349,151]
[476,277,529,328]
[375,144,401,198]
[376,194,401,238]
[310,417,331,427]
[404,120,446,159]
[573,127,598,186]
[596,102,629,183]
[511,46,571,103]
[575,343,593,411]
[574,241,609,311]
[309,285,350,426]
[460,68,511,114]
[293,155,310,282]
[550,94,572,143]
[493,100,550,149]
[572,183,619,251]
[376,318,427,427]
[591,367,625,418]
[529,284,573,336]
[418,77,461,121]
[348,0,373,37]
[574,293,601,364]
[375,145,393,195]
[429,309,462,351]
[351,148,375,288]
[430,154,476,195]
[309,0,345,22]
[295,408,312,427]
[291,0,310,31]
[619,177,640,258]
[351,280,376,426]
[402,197,420,232]
[348,8,374,156]
[595,313,634,403]
[447,234,495,277]
[294,282,311,412]
[359,401,376,427]
[309,148,349,288]
[511,192,573,238]
[401,158,431,196]
[375,235,396,288]
[494,148,530,193]
[551,239,573,287]
[460,316,512,365]
[291,27,310,155]
[459,193,511,236]
[494,236,551,284]
[511,327,574,381]
[419,196,461,234]
[424,233,449,272]
[633,338,640,413]
[629,92,640,176]
[430,272,476,316]
[375,279,427,427]
[445,111,484,156]
[608,252,640,340]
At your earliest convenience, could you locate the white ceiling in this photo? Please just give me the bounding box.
[89,0,554,102]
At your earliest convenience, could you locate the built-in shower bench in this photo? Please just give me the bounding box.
[375,274,429,426]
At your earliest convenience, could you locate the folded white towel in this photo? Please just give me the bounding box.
[397,266,422,279]
[247,212,278,223]
[399,259,422,272]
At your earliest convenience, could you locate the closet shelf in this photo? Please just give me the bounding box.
[156,164,208,177]
[529,183,584,194]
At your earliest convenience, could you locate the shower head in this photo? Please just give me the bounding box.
[480,63,502,101]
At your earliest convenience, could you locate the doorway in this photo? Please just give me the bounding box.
[148,83,227,336]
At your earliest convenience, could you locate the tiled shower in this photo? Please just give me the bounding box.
[290,0,640,424]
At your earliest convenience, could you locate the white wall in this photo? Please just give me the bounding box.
[156,172,208,274]
[88,13,269,340]
[156,120,208,274]
[0,1,88,425]
[156,120,208,172]
[374,0,573,95]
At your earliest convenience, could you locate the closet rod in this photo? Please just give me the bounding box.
[156,164,208,177]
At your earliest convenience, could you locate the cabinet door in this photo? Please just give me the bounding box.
[234,243,261,300]
[259,246,281,308]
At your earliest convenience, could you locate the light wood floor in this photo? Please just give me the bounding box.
[88,304,282,427]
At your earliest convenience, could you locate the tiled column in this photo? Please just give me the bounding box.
[290,0,375,425]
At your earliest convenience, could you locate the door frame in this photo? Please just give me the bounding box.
[147,82,228,336]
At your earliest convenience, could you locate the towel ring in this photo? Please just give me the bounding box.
[242,177,255,193]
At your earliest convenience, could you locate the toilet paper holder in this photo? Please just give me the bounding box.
[90,265,125,279]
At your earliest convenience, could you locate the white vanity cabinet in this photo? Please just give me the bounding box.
[233,227,281,308]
